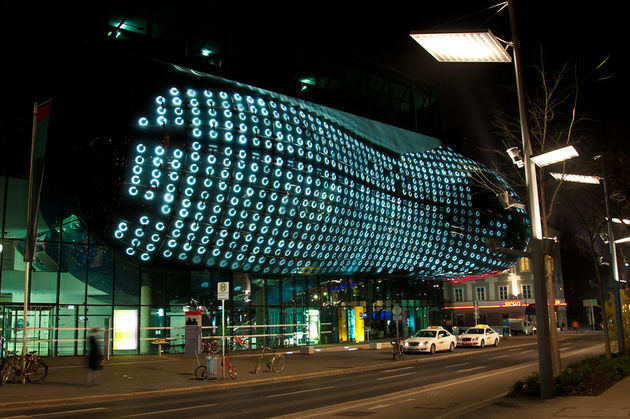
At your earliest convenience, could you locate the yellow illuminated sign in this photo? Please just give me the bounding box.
[114,310,138,350]
[353,306,365,343]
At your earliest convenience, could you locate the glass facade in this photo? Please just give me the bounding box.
[0,177,442,356]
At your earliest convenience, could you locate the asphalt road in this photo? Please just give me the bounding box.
[0,334,603,418]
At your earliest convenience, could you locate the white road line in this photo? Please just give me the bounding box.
[520,349,535,354]
[456,366,485,373]
[368,404,391,410]
[445,362,468,368]
[382,366,413,373]
[266,386,334,398]
[275,344,603,419]
[376,372,414,381]
[24,408,107,417]
[127,403,217,417]
[489,354,509,360]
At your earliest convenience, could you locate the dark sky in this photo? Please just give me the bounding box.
[250,1,626,162]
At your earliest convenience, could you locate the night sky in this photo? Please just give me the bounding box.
[239,1,626,161]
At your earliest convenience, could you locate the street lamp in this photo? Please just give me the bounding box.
[550,172,625,354]
[410,0,558,398]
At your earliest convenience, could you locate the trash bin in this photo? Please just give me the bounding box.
[206,355,220,380]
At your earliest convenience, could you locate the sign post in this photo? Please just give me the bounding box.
[217,282,229,379]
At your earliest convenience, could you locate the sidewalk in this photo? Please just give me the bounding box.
[0,341,406,409]
[464,375,630,418]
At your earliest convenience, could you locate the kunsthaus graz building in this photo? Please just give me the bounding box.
[0,47,529,356]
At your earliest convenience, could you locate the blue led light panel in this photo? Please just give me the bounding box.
[115,85,529,278]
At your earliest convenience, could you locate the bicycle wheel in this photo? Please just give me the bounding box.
[26,360,48,383]
[194,365,207,380]
[227,365,237,379]
[271,353,286,373]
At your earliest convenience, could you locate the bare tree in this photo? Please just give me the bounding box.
[563,186,611,357]
[481,50,611,375]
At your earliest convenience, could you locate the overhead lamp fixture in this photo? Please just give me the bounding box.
[549,173,600,184]
[612,218,630,225]
[409,30,512,63]
[531,145,579,167]
[615,236,630,245]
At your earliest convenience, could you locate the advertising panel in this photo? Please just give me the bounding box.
[114,309,138,350]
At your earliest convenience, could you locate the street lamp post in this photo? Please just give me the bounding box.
[506,0,555,398]
[409,0,558,398]
[603,177,626,354]
[552,171,625,354]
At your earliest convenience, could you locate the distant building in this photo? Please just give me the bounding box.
[443,256,567,332]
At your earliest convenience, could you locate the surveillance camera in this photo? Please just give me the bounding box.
[506,147,524,168]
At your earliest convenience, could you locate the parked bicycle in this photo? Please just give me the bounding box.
[202,334,249,354]
[201,337,221,355]
[253,344,286,374]
[0,350,48,384]
[273,334,289,349]
[391,338,405,361]
[195,337,239,380]
[194,354,237,380]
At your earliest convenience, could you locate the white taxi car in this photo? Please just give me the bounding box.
[457,325,500,348]
[403,326,457,354]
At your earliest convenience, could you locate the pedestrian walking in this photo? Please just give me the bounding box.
[86,328,102,385]
[571,320,579,333]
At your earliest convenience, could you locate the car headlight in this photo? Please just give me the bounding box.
[404,342,409,347]
[472,337,478,341]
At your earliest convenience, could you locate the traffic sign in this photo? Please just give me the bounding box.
[392,305,402,316]
[218,282,229,300]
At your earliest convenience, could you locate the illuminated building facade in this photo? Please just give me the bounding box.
[1,4,531,356]
[0,69,530,355]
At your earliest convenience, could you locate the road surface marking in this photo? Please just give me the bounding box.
[382,366,413,373]
[368,404,391,410]
[276,344,602,419]
[456,366,485,373]
[445,362,468,368]
[489,354,509,360]
[15,408,108,417]
[520,349,535,354]
[376,372,414,381]
[266,386,334,398]
[127,403,217,417]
